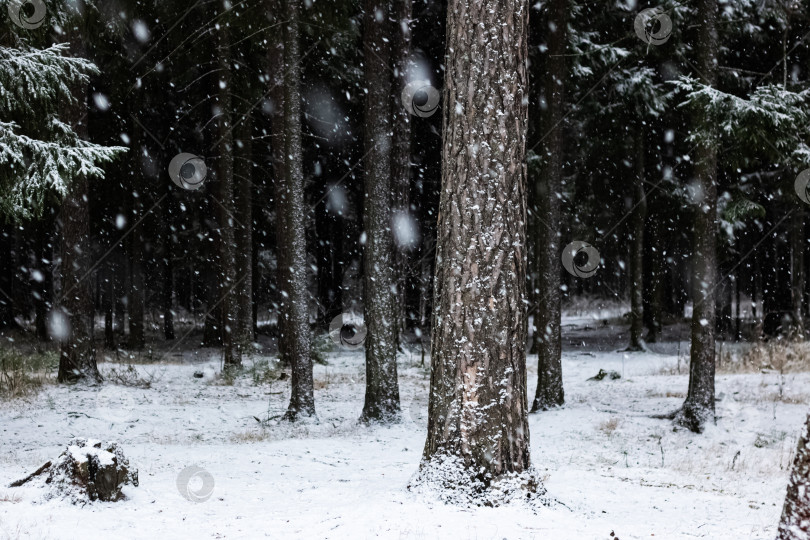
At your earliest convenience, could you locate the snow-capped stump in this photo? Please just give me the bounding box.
[9,438,138,503]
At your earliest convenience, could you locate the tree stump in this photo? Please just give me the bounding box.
[10,438,138,503]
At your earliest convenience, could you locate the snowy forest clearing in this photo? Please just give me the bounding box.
[1,318,804,540]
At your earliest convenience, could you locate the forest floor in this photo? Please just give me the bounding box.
[0,314,806,539]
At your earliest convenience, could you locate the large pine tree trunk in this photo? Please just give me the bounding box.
[531,0,568,411]
[417,0,535,498]
[628,131,646,351]
[278,0,315,420]
[675,0,718,433]
[214,17,241,368]
[777,413,810,540]
[360,0,401,422]
[57,30,100,383]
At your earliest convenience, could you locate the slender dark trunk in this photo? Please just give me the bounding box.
[34,217,52,341]
[418,0,532,490]
[277,0,315,420]
[791,208,805,336]
[162,181,175,340]
[391,0,413,344]
[57,31,100,382]
[531,0,568,411]
[360,0,400,422]
[777,413,810,540]
[675,0,718,433]
[268,0,287,359]
[628,131,646,351]
[0,228,16,330]
[214,16,241,368]
[235,116,254,346]
[104,263,115,348]
[128,123,146,351]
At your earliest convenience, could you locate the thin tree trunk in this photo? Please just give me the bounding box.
[267,0,287,360]
[162,176,175,340]
[0,228,16,330]
[360,0,400,422]
[418,0,533,493]
[278,0,315,420]
[531,0,568,411]
[777,412,810,540]
[57,34,100,382]
[675,0,718,433]
[628,131,646,351]
[128,123,146,351]
[235,116,254,346]
[391,0,413,344]
[214,15,241,368]
[104,263,115,348]
[791,208,805,336]
[34,216,52,341]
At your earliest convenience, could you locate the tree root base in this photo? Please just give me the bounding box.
[407,454,551,508]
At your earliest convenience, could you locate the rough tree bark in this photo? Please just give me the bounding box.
[277,0,315,420]
[628,131,646,351]
[675,0,718,433]
[777,413,810,540]
[531,0,568,411]
[214,15,241,368]
[57,34,101,383]
[417,0,534,496]
[360,0,401,422]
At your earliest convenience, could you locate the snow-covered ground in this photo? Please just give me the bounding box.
[0,317,805,539]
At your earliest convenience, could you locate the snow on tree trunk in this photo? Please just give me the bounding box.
[278,0,315,420]
[214,16,241,368]
[412,0,543,506]
[675,0,718,433]
[57,35,100,384]
[628,131,646,352]
[531,0,568,411]
[778,413,810,540]
[360,0,401,423]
